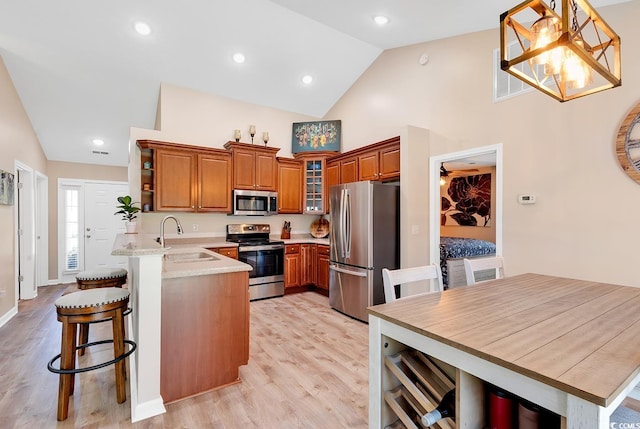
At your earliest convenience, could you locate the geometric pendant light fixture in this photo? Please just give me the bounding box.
[500,0,621,102]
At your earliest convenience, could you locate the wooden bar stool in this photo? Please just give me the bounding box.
[47,288,136,421]
[75,268,127,356]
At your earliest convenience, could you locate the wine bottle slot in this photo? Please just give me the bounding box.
[421,388,456,427]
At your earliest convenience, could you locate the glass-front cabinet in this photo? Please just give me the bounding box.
[304,158,324,213]
[294,152,336,215]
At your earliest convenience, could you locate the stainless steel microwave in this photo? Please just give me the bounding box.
[233,190,278,216]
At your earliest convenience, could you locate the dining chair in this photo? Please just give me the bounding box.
[382,264,443,303]
[463,256,505,285]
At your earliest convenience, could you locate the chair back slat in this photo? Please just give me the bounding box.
[382,265,443,303]
[463,256,505,285]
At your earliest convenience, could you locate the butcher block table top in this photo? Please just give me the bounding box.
[368,273,640,407]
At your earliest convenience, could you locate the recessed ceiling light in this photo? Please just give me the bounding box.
[232,53,246,64]
[134,21,151,36]
[302,75,313,85]
[373,15,389,26]
[92,139,104,146]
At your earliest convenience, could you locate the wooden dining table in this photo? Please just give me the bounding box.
[368,273,640,429]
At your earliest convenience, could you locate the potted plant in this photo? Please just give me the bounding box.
[115,195,141,234]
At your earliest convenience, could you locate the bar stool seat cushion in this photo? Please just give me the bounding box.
[55,288,130,310]
[76,268,127,282]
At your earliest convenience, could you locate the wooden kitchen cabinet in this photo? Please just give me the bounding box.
[277,157,303,214]
[207,246,238,259]
[137,140,232,213]
[316,245,330,290]
[326,136,400,186]
[197,152,232,212]
[300,243,317,286]
[155,148,197,211]
[294,152,336,215]
[340,156,359,184]
[284,244,301,288]
[325,161,340,214]
[224,141,279,191]
[358,136,400,182]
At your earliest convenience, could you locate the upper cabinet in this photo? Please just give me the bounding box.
[156,148,197,211]
[277,157,303,214]
[137,140,232,213]
[197,152,233,212]
[224,141,279,191]
[294,152,336,215]
[327,136,400,185]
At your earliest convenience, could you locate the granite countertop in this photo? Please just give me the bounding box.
[163,233,330,247]
[282,237,330,245]
[111,233,251,279]
[112,232,329,280]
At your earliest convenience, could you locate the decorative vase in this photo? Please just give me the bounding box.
[125,222,137,234]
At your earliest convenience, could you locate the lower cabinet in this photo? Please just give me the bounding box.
[284,244,301,288]
[285,243,329,291]
[207,246,238,260]
[301,244,317,286]
[316,245,330,290]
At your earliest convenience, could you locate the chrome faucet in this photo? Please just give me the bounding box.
[159,215,183,247]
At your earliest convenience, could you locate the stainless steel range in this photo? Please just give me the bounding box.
[226,224,284,301]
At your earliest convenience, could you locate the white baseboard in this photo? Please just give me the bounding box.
[0,306,18,329]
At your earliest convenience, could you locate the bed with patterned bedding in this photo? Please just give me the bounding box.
[440,236,496,288]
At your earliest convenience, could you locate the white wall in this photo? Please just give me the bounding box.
[325,1,640,287]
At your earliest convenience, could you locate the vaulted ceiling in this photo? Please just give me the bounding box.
[0,0,630,166]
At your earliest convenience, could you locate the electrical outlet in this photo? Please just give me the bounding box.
[192,224,198,232]
[0,289,6,297]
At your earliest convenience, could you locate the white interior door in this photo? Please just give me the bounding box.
[35,172,48,287]
[84,182,128,270]
[15,163,36,299]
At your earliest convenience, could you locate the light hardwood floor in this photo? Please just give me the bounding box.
[0,284,369,428]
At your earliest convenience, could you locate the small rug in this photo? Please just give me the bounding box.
[611,405,640,425]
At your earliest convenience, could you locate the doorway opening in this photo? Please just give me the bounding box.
[429,144,503,283]
[57,179,128,284]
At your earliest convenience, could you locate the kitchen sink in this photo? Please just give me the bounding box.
[164,251,217,263]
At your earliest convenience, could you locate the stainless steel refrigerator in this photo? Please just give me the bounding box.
[329,181,399,322]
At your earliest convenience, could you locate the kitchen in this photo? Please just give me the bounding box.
[1,1,640,428]
[111,133,400,421]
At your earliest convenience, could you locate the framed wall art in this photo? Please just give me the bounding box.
[441,173,491,227]
[292,120,341,153]
[0,170,15,205]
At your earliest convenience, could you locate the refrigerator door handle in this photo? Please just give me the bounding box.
[344,188,351,258]
[339,188,347,258]
[329,264,367,277]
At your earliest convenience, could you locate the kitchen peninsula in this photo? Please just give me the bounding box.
[112,233,251,422]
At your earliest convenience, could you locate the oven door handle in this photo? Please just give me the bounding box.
[329,264,367,277]
[238,244,284,252]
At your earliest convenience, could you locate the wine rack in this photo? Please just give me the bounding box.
[383,350,456,429]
